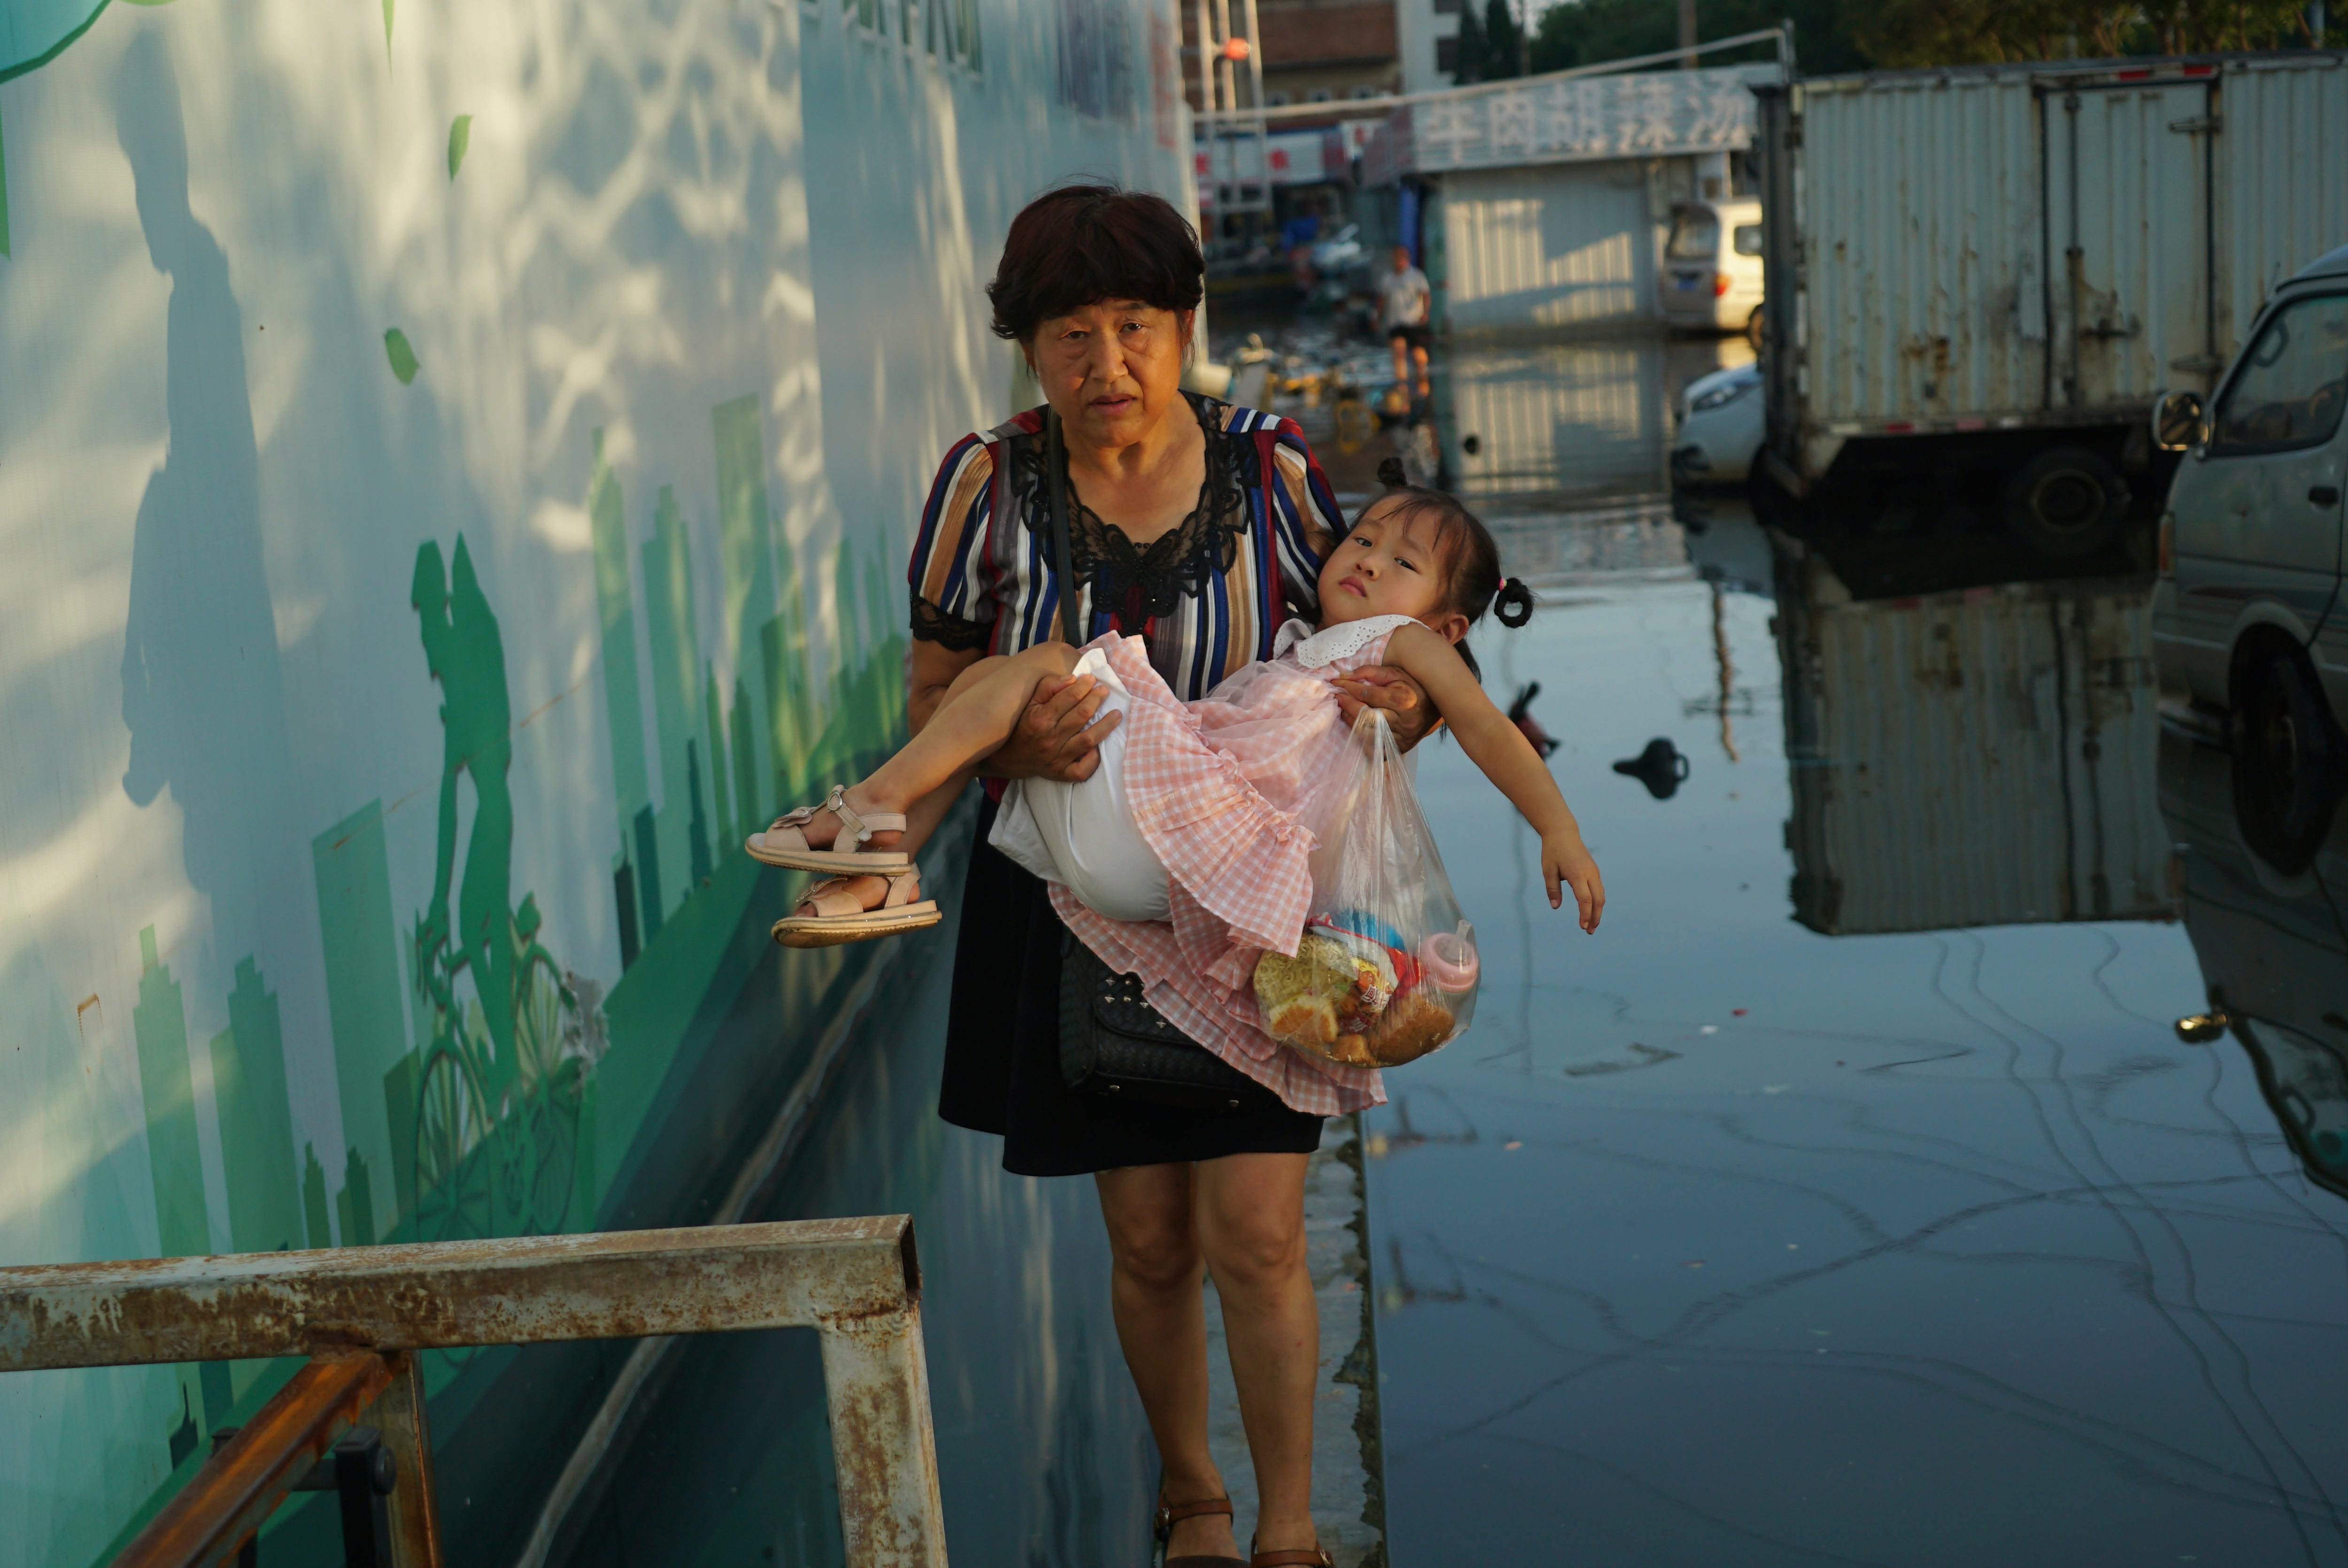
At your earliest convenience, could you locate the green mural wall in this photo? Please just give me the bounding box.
[0,0,1188,1558]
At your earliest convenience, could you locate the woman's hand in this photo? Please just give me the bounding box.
[1332,666,1440,751]
[986,673,1123,781]
[1544,830,1605,934]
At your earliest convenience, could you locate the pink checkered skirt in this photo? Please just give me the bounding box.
[1050,632,1390,1115]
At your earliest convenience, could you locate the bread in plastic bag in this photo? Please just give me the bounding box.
[1252,707,1479,1068]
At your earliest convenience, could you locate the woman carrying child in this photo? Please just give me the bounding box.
[749,184,1598,1568]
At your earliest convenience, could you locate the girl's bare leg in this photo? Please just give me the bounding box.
[786,643,1082,861]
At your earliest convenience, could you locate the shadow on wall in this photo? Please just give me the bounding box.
[114,30,300,979]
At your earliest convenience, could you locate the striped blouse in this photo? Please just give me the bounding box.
[907,394,1344,701]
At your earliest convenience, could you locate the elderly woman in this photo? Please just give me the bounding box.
[902,185,1433,1567]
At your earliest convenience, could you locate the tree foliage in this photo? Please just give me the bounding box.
[1525,0,2324,77]
[1852,0,2317,62]
[1530,0,1871,77]
[1484,0,1528,77]
[1454,1,1490,81]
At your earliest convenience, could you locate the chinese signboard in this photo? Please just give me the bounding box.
[1361,64,1775,183]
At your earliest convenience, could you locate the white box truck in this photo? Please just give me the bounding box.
[1753,53,2348,557]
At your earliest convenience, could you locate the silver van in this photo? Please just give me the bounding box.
[2150,244,2348,786]
[1661,197,1765,342]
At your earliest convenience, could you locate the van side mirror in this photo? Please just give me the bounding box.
[2152,388,2205,453]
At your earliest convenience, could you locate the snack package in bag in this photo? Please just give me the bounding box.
[1251,709,1480,1068]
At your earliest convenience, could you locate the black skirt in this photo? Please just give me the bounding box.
[937,795,1326,1177]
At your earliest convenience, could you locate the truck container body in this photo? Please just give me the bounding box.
[1776,562,2172,935]
[1758,54,2348,499]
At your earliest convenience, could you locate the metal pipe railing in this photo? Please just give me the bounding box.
[0,1217,946,1568]
[1193,23,1794,128]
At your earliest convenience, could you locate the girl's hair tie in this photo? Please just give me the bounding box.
[1493,575,1536,629]
[1375,456,1409,489]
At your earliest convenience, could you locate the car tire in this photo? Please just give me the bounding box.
[2000,445,2129,558]
[2232,641,2341,876]
[1744,305,1764,353]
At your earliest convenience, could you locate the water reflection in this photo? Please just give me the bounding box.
[1774,540,2170,933]
[1213,315,1746,510]
[2162,729,2348,1204]
[1438,338,1752,503]
[1353,341,2348,1566]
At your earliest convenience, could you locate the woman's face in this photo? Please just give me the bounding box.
[1027,300,1194,450]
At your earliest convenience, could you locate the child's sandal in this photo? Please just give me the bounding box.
[771,869,939,948]
[748,785,911,872]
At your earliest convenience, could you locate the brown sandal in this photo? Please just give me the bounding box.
[1247,1535,1332,1568]
[1157,1493,1245,1568]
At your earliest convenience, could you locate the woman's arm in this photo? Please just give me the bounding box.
[907,638,985,734]
[1384,624,1605,932]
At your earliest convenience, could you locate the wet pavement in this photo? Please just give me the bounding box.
[1272,325,2348,1567]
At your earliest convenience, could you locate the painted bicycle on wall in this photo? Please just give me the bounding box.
[405,538,598,1251]
[409,896,587,1244]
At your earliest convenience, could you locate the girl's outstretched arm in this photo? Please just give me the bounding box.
[1384,623,1606,932]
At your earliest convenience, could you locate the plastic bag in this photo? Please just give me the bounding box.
[1251,708,1479,1068]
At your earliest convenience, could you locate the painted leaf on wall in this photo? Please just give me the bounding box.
[448,114,471,180]
[384,328,419,385]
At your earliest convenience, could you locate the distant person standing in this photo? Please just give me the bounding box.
[1379,244,1432,392]
[1282,210,1321,295]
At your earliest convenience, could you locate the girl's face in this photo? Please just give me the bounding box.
[1025,300,1195,452]
[1318,497,1471,644]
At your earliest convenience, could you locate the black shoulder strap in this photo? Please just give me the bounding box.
[1044,410,1083,647]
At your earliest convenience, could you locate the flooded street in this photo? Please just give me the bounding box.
[1279,325,2348,1566]
[533,322,2348,1567]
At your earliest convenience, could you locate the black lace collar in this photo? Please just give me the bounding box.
[1010,393,1258,625]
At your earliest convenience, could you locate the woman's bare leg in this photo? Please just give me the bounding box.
[1096,1164,1243,1561]
[1194,1152,1319,1558]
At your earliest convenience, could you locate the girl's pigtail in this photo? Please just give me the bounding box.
[1375,456,1409,489]
[1493,576,1537,629]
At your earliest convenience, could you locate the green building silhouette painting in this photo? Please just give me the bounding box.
[406,538,584,1243]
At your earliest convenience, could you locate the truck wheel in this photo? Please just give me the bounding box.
[2000,445,2128,558]
[2232,642,2340,875]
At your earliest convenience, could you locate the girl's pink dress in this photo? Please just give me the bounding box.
[1050,614,1420,1115]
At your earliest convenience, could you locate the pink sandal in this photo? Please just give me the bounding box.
[771,868,939,949]
[747,785,911,872]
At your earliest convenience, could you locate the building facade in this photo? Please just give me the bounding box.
[1184,0,1404,107]
[1397,0,1466,94]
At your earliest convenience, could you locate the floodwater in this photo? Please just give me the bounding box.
[1309,328,2348,1567]
[573,321,2348,1567]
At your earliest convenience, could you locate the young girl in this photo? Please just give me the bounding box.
[748,468,1604,1107]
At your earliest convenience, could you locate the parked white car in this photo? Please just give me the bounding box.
[2151,242,2348,802]
[1671,361,1764,485]
[1310,223,1364,275]
[1661,197,1764,339]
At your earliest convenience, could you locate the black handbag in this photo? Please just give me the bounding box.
[1032,412,1284,1115]
[1058,931,1284,1113]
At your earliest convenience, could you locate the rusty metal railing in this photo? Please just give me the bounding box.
[0,1218,947,1568]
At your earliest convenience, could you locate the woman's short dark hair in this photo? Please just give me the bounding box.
[988,184,1205,344]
